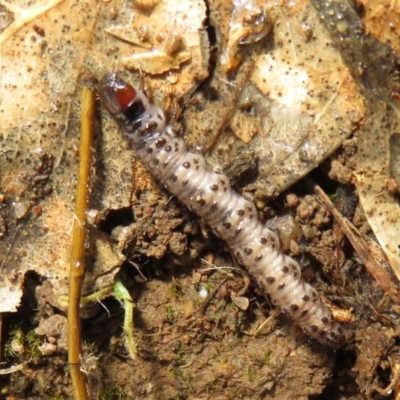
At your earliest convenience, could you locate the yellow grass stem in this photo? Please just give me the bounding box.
[68,85,95,400]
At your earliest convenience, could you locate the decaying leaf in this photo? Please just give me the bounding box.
[183,1,365,202]
[355,1,400,281]
[0,0,115,312]
[103,0,209,100]
[0,0,208,312]
[312,0,400,281]
[105,0,206,76]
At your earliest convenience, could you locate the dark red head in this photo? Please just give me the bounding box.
[98,73,146,128]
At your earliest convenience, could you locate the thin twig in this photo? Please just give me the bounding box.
[0,362,26,375]
[68,85,95,400]
[304,176,400,305]
[0,313,2,388]
[251,309,280,337]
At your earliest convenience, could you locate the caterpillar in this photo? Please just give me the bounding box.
[98,72,347,347]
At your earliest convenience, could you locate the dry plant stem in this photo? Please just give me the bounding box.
[304,177,400,305]
[68,86,95,400]
[202,62,255,153]
[0,312,2,387]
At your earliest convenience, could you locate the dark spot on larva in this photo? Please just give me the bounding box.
[302,295,310,301]
[236,251,242,260]
[337,326,343,334]
[222,222,232,229]
[235,227,242,235]
[311,291,317,298]
[281,266,289,273]
[271,243,276,249]
[278,283,285,290]
[165,145,172,152]
[259,237,267,244]
[147,121,157,131]
[182,179,189,186]
[196,197,206,206]
[293,272,298,278]
[183,162,191,168]
[195,166,200,170]
[254,254,263,261]
[321,317,329,324]
[290,304,299,312]
[237,209,245,216]
[301,309,309,316]
[329,331,339,339]
[147,147,153,154]
[155,138,166,148]
[210,184,219,191]
[319,331,327,337]
[152,158,159,165]
[249,214,254,219]
[170,174,178,182]
[266,276,276,284]
[244,247,253,255]
[211,202,218,210]
[220,179,226,185]
[136,127,146,136]
[310,325,318,332]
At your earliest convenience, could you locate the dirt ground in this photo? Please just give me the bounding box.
[3,149,400,399]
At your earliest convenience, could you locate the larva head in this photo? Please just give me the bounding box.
[98,72,146,127]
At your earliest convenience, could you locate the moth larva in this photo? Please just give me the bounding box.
[98,72,347,347]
